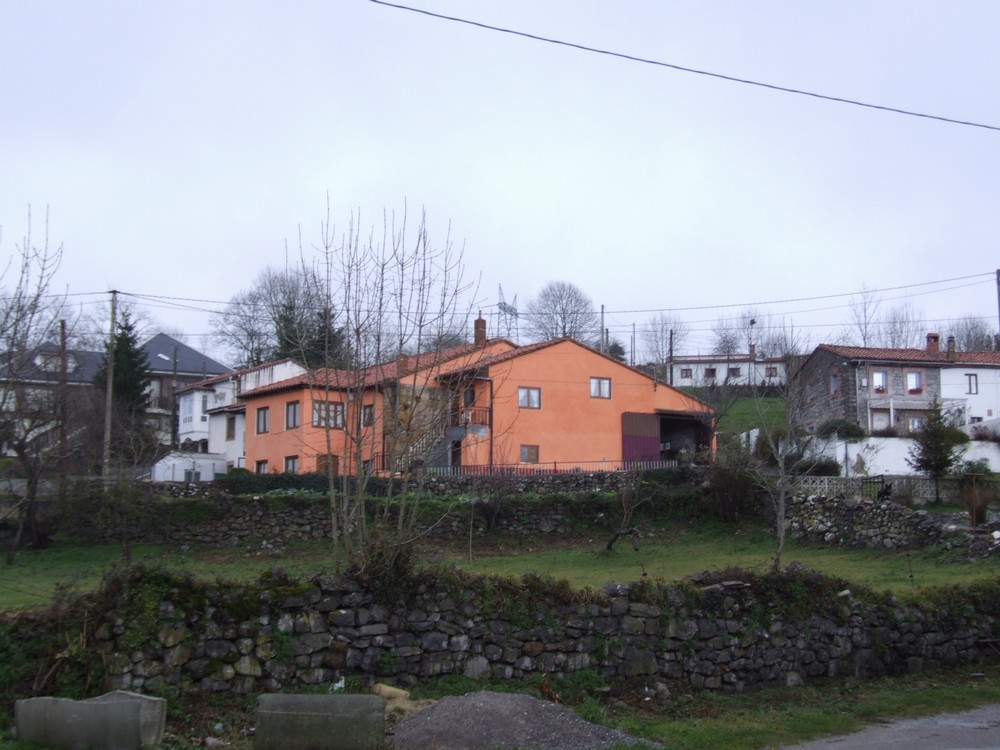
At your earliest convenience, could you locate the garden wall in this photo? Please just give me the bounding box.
[787,494,948,550]
[91,568,999,698]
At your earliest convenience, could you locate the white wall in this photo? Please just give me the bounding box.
[818,436,1000,476]
[151,452,230,482]
[940,366,1000,425]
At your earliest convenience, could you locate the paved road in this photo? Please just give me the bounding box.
[779,704,1000,750]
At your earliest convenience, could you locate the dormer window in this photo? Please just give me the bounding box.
[33,352,74,373]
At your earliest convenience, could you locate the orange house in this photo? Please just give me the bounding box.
[241,322,713,475]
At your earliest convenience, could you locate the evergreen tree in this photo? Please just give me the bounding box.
[93,311,152,415]
[906,400,969,503]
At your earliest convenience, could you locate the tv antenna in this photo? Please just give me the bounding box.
[497,285,519,340]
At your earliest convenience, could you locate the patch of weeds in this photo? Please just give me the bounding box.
[380,649,400,676]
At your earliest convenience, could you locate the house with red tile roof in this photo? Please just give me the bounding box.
[152,358,306,480]
[797,333,1000,435]
[239,319,714,475]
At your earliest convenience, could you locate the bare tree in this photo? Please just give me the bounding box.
[639,312,688,378]
[69,295,164,351]
[523,281,600,343]
[711,318,741,358]
[212,265,347,369]
[881,300,926,349]
[844,284,882,347]
[306,201,479,575]
[946,315,996,351]
[756,317,807,360]
[0,207,68,563]
[210,287,274,368]
[712,308,761,357]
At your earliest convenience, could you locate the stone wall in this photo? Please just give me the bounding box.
[65,492,625,547]
[94,569,999,697]
[787,494,947,549]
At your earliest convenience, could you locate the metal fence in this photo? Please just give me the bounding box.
[792,474,961,502]
[424,458,680,477]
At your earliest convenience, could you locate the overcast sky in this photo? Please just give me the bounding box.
[2,0,998,364]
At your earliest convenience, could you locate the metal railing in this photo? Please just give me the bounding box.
[424,458,679,477]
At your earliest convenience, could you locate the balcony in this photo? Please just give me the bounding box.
[451,406,489,428]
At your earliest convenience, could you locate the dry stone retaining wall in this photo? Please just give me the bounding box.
[95,570,999,698]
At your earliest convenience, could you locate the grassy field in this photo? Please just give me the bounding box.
[2,518,997,610]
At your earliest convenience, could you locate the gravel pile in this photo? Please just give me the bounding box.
[388,691,660,750]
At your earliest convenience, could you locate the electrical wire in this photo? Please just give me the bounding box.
[368,0,1000,133]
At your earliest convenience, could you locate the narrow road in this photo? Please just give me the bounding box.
[779,704,1000,749]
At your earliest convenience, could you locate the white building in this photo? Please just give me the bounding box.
[153,359,306,480]
[668,346,787,388]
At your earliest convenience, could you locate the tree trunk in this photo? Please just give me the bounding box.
[771,485,787,573]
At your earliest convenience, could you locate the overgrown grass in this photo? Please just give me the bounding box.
[443,522,1000,596]
[715,396,786,435]
[3,520,999,611]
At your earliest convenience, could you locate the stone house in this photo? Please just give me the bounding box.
[797,333,1000,435]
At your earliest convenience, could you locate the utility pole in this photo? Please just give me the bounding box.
[101,290,117,482]
[668,329,674,386]
[600,304,605,353]
[58,319,68,504]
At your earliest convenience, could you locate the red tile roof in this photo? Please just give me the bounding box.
[817,344,1000,366]
[237,342,507,398]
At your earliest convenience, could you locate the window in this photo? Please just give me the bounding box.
[765,366,778,378]
[590,377,611,399]
[967,373,979,395]
[872,370,888,394]
[255,460,268,475]
[727,367,741,379]
[225,415,236,441]
[970,416,983,424]
[201,394,209,422]
[285,400,300,429]
[313,401,345,428]
[908,417,925,432]
[316,453,338,475]
[255,406,270,434]
[518,386,541,409]
[520,445,539,464]
[183,469,201,482]
[704,368,717,380]
[906,371,922,394]
[830,372,839,396]
[680,368,693,379]
[284,456,299,474]
[463,386,476,407]
[361,404,375,427]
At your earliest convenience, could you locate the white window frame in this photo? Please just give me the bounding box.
[590,377,611,399]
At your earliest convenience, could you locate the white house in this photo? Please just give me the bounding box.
[154,359,306,480]
[668,346,787,388]
[939,359,1000,426]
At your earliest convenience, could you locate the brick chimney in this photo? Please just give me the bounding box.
[474,316,487,346]
[947,335,957,361]
[926,333,940,355]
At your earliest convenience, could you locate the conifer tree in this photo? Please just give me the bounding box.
[93,310,152,416]
[906,401,969,503]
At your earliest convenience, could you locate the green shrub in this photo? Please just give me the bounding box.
[816,419,866,440]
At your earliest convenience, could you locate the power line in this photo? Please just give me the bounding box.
[369,0,1000,133]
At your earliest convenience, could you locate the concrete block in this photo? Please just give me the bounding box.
[15,690,166,750]
[255,693,385,750]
